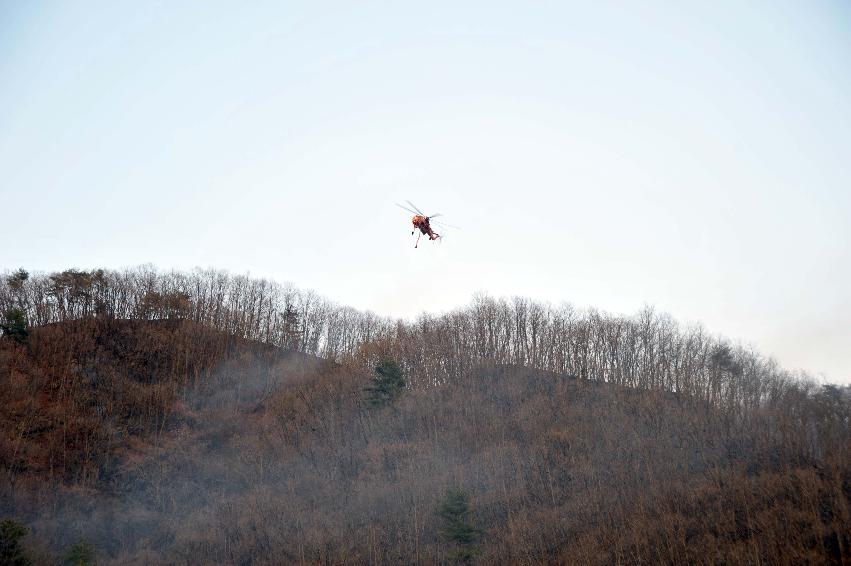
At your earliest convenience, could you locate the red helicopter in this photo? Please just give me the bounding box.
[395,201,457,248]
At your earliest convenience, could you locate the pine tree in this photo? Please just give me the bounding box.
[436,487,480,563]
[0,308,29,345]
[282,304,301,350]
[5,268,28,295]
[0,519,34,566]
[365,358,406,407]
[63,540,96,566]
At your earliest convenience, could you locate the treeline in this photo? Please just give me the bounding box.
[2,267,848,442]
[0,266,391,358]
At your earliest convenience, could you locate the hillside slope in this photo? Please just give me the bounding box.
[1,319,849,564]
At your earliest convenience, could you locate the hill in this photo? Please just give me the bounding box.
[1,268,849,564]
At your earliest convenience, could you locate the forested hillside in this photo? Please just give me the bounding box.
[1,267,849,564]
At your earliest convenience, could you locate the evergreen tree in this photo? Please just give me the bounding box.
[365,358,406,407]
[0,308,29,345]
[0,519,34,566]
[5,268,28,293]
[436,487,480,563]
[63,540,96,566]
[282,304,301,350]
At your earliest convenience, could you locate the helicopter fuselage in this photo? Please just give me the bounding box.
[411,215,439,240]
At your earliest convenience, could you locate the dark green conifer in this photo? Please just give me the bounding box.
[0,519,34,566]
[365,358,406,407]
[436,487,480,563]
[0,308,29,345]
[63,540,96,566]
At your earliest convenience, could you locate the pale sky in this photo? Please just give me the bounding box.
[1,1,849,383]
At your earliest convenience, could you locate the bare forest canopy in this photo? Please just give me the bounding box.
[2,266,845,399]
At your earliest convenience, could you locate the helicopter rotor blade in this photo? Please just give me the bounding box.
[395,202,420,216]
[405,200,426,216]
[433,220,461,230]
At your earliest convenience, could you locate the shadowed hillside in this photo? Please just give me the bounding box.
[1,268,849,564]
[1,317,320,487]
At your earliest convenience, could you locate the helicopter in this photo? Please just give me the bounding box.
[395,201,457,248]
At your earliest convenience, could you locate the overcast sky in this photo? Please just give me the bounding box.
[1,1,849,383]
